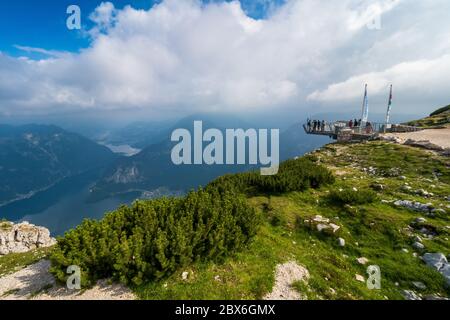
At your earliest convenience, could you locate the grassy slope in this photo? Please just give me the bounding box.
[406,105,450,128]
[0,247,52,277]
[0,221,53,277]
[134,142,449,300]
[1,142,448,300]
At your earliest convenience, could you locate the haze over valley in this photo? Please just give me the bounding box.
[0,113,332,234]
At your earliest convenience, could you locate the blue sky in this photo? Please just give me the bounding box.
[0,0,284,56]
[0,0,449,120]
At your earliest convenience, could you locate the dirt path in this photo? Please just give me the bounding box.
[0,260,136,300]
[264,261,309,300]
[383,127,450,149]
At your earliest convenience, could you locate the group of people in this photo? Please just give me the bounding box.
[348,119,362,128]
[307,118,374,133]
[350,119,374,133]
[306,119,328,132]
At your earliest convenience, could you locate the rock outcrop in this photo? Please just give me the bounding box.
[379,132,450,156]
[304,215,341,235]
[394,200,433,213]
[422,253,450,286]
[403,139,449,153]
[0,221,56,255]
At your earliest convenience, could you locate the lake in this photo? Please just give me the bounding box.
[0,170,137,236]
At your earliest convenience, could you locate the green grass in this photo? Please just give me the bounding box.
[5,141,443,300]
[0,247,53,277]
[132,142,449,300]
[430,105,450,117]
[406,105,450,128]
[0,221,13,231]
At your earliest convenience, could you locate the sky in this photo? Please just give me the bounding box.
[0,0,449,124]
[0,0,282,55]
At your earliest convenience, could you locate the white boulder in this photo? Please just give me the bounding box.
[0,221,56,255]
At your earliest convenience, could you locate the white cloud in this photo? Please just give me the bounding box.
[347,0,401,31]
[307,54,450,103]
[0,0,449,118]
[88,2,118,37]
[13,45,71,58]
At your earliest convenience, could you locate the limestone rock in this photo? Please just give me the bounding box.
[316,224,329,232]
[422,253,450,286]
[380,135,403,144]
[401,185,412,192]
[355,274,365,282]
[402,290,422,300]
[415,189,433,198]
[329,223,340,233]
[306,215,341,235]
[439,264,450,286]
[423,295,449,300]
[412,281,426,290]
[370,183,384,191]
[412,242,425,250]
[0,221,56,256]
[415,217,427,224]
[404,139,445,152]
[356,257,369,265]
[337,238,345,247]
[432,208,446,215]
[394,200,433,213]
[422,253,447,271]
[312,215,329,223]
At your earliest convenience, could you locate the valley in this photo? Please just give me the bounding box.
[1,130,448,300]
[0,115,327,235]
[0,124,117,207]
[2,109,448,301]
[1,0,449,307]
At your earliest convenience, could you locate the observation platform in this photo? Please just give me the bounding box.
[303,121,421,142]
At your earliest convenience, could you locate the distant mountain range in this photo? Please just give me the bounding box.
[90,114,330,200]
[97,120,174,149]
[0,115,333,206]
[90,115,256,200]
[0,124,117,206]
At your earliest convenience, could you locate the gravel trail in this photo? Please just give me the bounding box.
[0,260,135,300]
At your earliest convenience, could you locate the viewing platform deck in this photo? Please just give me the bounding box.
[303,121,421,142]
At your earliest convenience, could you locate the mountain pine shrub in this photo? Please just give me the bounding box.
[430,105,450,116]
[208,157,334,194]
[328,188,377,205]
[50,187,259,286]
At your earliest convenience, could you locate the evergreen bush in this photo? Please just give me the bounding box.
[50,187,259,286]
[208,157,334,194]
[328,188,377,205]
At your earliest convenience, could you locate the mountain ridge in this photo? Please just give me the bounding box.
[90,114,329,200]
[3,133,448,300]
[0,124,117,206]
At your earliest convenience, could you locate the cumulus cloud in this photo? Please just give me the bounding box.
[308,54,450,103]
[0,0,449,118]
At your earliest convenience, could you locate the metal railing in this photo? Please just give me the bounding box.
[304,121,421,137]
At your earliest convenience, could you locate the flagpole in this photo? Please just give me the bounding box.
[360,84,368,133]
[384,84,393,133]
